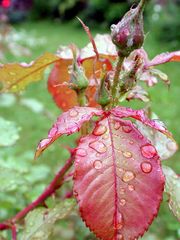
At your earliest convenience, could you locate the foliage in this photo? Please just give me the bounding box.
[146,0,180,50]
[0,0,180,239]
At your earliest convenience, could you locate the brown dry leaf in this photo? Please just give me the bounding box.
[0,52,60,92]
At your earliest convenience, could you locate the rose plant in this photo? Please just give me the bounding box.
[0,0,179,239]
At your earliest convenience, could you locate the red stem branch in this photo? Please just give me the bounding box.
[11,225,17,240]
[0,154,74,231]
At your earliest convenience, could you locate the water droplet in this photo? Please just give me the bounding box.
[76,148,87,157]
[93,160,103,170]
[122,171,135,182]
[68,65,73,74]
[110,24,117,32]
[167,141,177,151]
[102,134,109,140]
[122,125,132,133]
[39,138,50,148]
[73,190,78,197]
[61,101,67,108]
[129,140,134,145]
[138,134,144,139]
[114,121,121,130]
[123,151,132,158]
[69,109,78,117]
[117,233,124,240]
[128,184,135,191]
[11,85,17,91]
[141,162,152,173]
[49,127,57,136]
[65,90,71,95]
[89,141,107,153]
[116,168,123,177]
[116,212,124,230]
[120,199,126,206]
[10,72,16,76]
[141,144,157,159]
[119,187,125,194]
[93,125,107,136]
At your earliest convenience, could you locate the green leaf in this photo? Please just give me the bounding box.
[0,117,21,147]
[21,199,76,240]
[0,167,27,192]
[163,166,180,220]
[20,98,44,113]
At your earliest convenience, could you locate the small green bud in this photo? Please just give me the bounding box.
[97,73,111,107]
[70,64,89,91]
[69,45,89,91]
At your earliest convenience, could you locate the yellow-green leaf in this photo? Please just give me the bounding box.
[0,52,60,93]
[21,199,76,240]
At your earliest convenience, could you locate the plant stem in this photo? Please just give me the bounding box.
[0,154,74,231]
[139,0,148,11]
[11,225,17,240]
[77,89,87,107]
[111,56,125,106]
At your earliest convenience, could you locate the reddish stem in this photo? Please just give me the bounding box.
[11,225,17,240]
[0,154,74,231]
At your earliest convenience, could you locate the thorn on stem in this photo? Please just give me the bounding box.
[76,16,99,60]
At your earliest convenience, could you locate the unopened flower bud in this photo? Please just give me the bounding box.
[97,73,111,107]
[111,1,145,57]
[69,46,89,91]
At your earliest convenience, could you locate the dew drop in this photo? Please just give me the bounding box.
[122,171,135,182]
[93,125,107,136]
[119,187,125,194]
[116,168,123,177]
[76,148,87,157]
[141,162,152,173]
[61,101,67,108]
[39,138,50,148]
[73,190,78,197]
[114,121,121,130]
[128,184,135,191]
[120,199,126,206]
[123,151,132,158]
[11,85,18,91]
[122,125,132,133]
[68,65,73,74]
[69,109,78,117]
[89,141,107,153]
[65,90,71,95]
[129,140,134,145]
[117,233,124,240]
[10,72,16,76]
[138,134,144,139]
[167,141,177,151]
[93,160,103,170]
[116,212,124,230]
[49,127,57,136]
[141,144,157,159]
[102,134,109,140]
[110,24,117,32]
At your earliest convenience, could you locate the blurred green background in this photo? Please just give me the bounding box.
[0,0,179,239]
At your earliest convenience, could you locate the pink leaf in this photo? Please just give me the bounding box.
[74,115,164,240]
[35,107,103,158]
[111,107,172,137]
[145,51,180,68]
